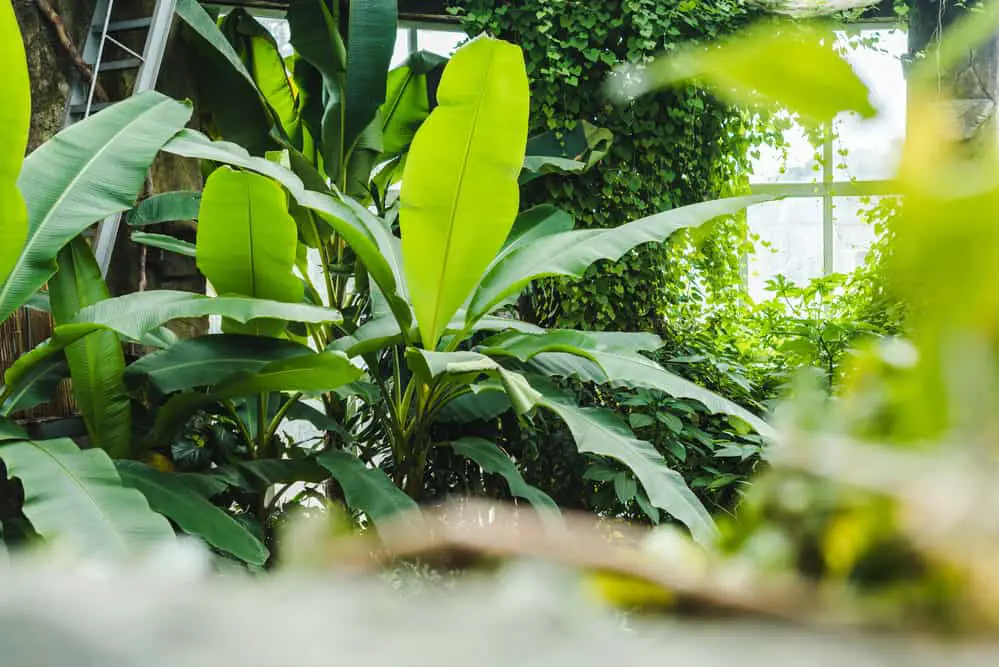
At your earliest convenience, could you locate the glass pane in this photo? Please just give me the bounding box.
[832,196,881,274]
[417,28,465,58]
[257,18,293,57]
[749,118,821,184]
[747,198,823,301]
[833,29,907,181]
[391,28,413,67]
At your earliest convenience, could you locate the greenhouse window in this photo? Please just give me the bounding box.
[746,26,906,301]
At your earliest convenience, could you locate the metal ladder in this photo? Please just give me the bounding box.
[67,0,178,276]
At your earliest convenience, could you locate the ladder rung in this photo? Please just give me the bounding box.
[97,58,142,72]
[103,17,152,32]
[69,101,114,116]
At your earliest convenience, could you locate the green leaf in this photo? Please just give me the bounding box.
[0,418,27,442]
[628,413,655,429]
[0,355,69,416]
[116,460,269,566]
[448,437,559,515]
[612,23,876,124]
[525,120,613,170]
[288,0,347,174]
[316,450,418,525]
[0,0,30,286]
[519,155,585,185]
[222,9,300,143]
[126,334,314,394]
[407,349,540,415]
[343,0,397,152]
[613,472,638,505]
[131,231,197,257]
[0,92,192,322]
[196,167,302,317]
[528,350,774,438]
[49,238,131,458]
[468,194,773,323]
[164,129,308,200]
[235,457,331,489]
[0,438,174,556]
[537,391,717,546]
[434,387,511,424]
[126,191,201,226]
[163,130,412,331]
[400,36,530,349]
[70,290,342,341]
[2,323,102,390]
[213,351,362,396]
[500,205,574,254]
[381,50,448,159]
[175,0,278,154]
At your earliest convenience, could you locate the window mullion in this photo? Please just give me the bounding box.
[822,120,834,275]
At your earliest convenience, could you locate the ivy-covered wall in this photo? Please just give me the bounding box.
[450,0,765,336]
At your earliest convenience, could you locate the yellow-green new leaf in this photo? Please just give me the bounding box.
[196,167,302,324]
[611,22,875,124]
[0,0,30,285]
[400,36,529,349]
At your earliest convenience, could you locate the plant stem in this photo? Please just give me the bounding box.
[264,392,303,445]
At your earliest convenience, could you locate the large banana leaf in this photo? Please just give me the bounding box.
[536,390,717,546]
[116,460,269,566]
[49,238,131,457]
[196,167,302,317]
[70,290,342,341]
[287,0,346,175]
[467,194,774,324]
[343,0,397,152]
[126,334,314,394]
[0,438,175,557]
[0,0,30,285]
[0,92,192,323]
[316,450,418,526]
[481,329,773,436]
[447,437,559,515]
[381,50,448,159]
[400,37,529,349]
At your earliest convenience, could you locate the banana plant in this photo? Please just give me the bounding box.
[144,36,775,544]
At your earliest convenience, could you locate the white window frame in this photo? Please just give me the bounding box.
[748,20,903,276]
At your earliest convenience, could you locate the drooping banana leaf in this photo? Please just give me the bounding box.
[117,460,269,566]
[0,92,192,323]
[316,449,418,526]
[0,438,175,557]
